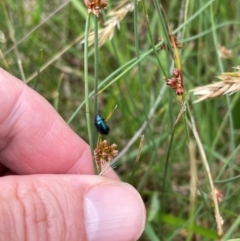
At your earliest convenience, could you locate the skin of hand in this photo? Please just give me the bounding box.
[0,68,146,241]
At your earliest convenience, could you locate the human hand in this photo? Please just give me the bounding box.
[0,68,146,241]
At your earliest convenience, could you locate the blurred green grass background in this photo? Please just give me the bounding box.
[1,0,240,240]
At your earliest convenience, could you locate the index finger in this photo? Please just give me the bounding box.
[0,68,93,175]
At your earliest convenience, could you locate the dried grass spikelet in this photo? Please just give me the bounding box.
[218,44,232,59]
[190,67,240,103]
[81,1,134,47]
[93,139,118,169]
[0,30,6,43]
[211,188,224,203]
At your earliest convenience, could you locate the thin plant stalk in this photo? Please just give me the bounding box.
[33,49,44,90]
[210,3,235,195]
[152,0,173,58]
[141,0,166,76]
[134,0,159,163]
[130,135,144,183]
[161,126,175,212]
[187,141,197,241]
[93,15,99,148]
[84,14,93,152]
[210,3,235,152]
[2,1,26,81]
[188,112,224,238]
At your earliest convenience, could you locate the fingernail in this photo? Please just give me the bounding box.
[84,183,145,241]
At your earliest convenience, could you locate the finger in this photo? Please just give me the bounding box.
[0,174,145,241]
[0,68,93,174]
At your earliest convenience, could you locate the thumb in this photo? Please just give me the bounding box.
[1,174,145,241]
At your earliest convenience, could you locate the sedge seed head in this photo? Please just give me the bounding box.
[84,0,107,17]
[93,139,118,168]
[166,68,184,95]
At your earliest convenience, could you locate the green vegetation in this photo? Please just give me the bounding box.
[1,0,240,240]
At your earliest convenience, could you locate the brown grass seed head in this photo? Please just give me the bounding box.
[166,68,184,95]
[94,139,118,168]
[84,0,107,17]
[191,67,240,103]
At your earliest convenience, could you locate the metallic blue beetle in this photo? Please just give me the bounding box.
[94,114,110,135]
